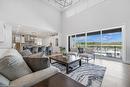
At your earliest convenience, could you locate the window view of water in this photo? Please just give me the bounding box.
[69,28,122,59]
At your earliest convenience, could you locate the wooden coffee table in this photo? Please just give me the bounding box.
[49,55,81,74]
[32,73,85,87]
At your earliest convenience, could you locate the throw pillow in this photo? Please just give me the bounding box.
[24,57,50,72]
[0,55,32,81]
[78,48,84,53]
[67,52,78,56]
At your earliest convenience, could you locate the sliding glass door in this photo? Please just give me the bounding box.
[86,31,101,57]
[68,27,122,59]
[69,35,76,49]
[76,33,86,48]
[102,28,122,59]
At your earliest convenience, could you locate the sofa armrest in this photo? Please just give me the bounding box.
[10,66,60,87]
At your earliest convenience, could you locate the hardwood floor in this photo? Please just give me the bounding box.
[89,58,130,87]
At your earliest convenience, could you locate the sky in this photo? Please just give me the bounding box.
[101,32,122,43]
[75,32,122,43]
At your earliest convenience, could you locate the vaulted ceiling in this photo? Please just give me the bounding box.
[8,0,106,38]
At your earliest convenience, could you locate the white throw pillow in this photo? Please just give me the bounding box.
[67,52,78,56]
[0,55,32,81]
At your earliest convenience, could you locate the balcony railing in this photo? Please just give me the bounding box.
[75,43,122,59]
[87,45,122,59]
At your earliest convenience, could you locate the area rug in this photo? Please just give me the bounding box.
[52,62,106,87]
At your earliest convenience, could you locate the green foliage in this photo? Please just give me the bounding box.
[75,42,122,49]
[59,47,66,53]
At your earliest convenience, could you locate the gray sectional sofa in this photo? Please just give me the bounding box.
[0,49,60,87]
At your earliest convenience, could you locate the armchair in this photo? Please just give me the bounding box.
[79,48,95,63]
[67,48,78,56]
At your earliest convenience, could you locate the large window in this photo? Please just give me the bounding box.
[69,35,76,50]
[102,28,122,58]
[68,27,122,59]
[87,31,101,56]
[76,33,86,48]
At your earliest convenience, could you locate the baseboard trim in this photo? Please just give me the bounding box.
[123,61,130,65]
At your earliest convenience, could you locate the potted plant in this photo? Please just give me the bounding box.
[59,47,66,55]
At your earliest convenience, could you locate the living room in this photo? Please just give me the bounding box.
[0,0,130,87]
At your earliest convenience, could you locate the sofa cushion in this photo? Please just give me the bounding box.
[32,47,38,53]
[0,74,10,86]
[10,66,60,87]
[24,56,50,72]
[67,52,78,56]
[0,55,32,81]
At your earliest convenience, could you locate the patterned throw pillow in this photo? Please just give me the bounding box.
[0,55,32,81]
[24,57,50,72]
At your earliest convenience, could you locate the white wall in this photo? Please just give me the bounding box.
[0,0,61,32]
[0,24,12,48]
[61,0,130,63]
[0,0,62,49]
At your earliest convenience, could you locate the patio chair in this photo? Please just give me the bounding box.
[79,48,95,63]
[67,48,78,56]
